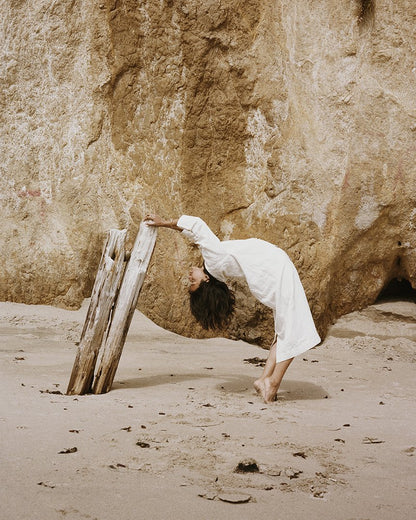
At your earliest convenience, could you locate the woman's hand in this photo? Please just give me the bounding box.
[144,214,180,230]
[144,213,164,226]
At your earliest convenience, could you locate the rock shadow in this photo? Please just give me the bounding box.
[113,374,328,401]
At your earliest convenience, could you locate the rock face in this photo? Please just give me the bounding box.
[1,1,415,346]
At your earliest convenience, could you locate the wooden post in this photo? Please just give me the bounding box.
[66,229,127,395]
[92,222,157,394]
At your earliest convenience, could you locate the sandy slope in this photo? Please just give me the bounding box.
[0,299,415,520]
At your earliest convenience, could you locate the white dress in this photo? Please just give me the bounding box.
[177,215,321,363]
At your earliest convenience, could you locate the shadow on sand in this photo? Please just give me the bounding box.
[112,373,211,390]
[113,373,328,401]
[217,375,328,401]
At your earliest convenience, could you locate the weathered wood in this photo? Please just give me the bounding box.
[92,222,157,394]
[66,229,127,395]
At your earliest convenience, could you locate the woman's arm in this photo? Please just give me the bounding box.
[146,214,221,251]
[144,213,182,231]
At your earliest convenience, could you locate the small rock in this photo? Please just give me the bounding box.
[235,458,259,473]
[37,481,55,489]
[403,447,415,456]
[266,469,282,477]
[362,437,385,444]
[243,357,266,367]
[136,441,150,448]
[198,491,216,501]
[58,447,77,454]
[40,389,63,395]
[218,493,251,504]
[284,468,302,479]
[293,451,307,459]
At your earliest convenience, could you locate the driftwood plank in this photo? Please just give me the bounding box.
[66,229,127,395]
[92,222,157,394]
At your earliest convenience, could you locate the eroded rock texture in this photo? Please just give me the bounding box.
[1,0,415,346]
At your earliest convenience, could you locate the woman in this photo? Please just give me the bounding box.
[145,213,321,403]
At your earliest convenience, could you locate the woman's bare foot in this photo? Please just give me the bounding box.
[263,377,278,403]
[254,378,265,397]
[254,378,276,403]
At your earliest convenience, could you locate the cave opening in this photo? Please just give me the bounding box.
[376,278,416,303]
[357,0,375,25]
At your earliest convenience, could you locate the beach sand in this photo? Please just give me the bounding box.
[1,299,415,520]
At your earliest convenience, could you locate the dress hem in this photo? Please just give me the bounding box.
[274,336,321,364]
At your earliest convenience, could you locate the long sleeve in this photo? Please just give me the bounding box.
[177,215,221,250]
[177,215,241,282]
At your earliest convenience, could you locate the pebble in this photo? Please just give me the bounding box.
[293,451,307,458]
[58,447,77,454]
[235,458,259,473]
[198,491,216,501]
[37,481,55,489]
[284,468,302,479]
[218,493,251,504]
[362,437,385,444]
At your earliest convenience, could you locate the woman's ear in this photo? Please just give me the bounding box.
[202,265,210,282]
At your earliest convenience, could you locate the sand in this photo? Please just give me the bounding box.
[1,299,415,520]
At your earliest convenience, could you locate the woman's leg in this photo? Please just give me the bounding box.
[254,339,277,398]
[263,357,293,403]
[254,337,277,385]
[254,338,293,403]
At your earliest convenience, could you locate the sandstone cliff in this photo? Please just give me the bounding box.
[1,0,415,346]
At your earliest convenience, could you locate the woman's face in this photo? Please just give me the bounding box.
[188,266,209,292]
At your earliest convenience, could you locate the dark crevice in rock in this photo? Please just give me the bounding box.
[376,278,416,303]
[357,0,375,26]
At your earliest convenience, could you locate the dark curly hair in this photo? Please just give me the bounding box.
[189,268,235,330]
